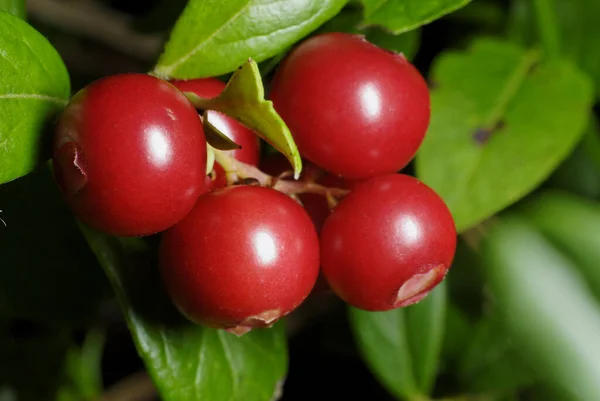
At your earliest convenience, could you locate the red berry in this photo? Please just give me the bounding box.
[52,73,206,236]
[159,185,320,335]
[270,32,430,180]
[320,174,456,311]
[170,78,260,166]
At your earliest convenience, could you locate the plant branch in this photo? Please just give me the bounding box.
[212,149,350,198]
[27,0,163,61]
[532,0,561,58]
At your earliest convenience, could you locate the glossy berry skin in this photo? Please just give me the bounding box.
[171,78,260,166]
[53,73,206,237]
[159,185,320,335]
[320,174,456,311]
[270,32,430,180]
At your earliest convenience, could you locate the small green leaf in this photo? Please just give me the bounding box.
[64,328,105,400]
[349,284,447,400]
[0,12,70,184]
[317,7,421,60]
[0,0,25,18]
[153,0,347,79]
[203,112,242,151]
[187,59,302,178]
[359,0,472,34]
[0,164,108,326]
[483,216,600,401]
[80,227,288,401]
[416,38,593,232]
[518,190,600,301]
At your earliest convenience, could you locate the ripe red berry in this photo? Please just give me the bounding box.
[52,73,206,237]
[170,77,260,165]
[270,32,430,180]
[159,185,320,335]
[320,174,456,311]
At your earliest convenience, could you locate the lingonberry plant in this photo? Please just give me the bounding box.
[2,1,600,401]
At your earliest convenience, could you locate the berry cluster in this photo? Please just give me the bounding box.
[52,32,457,335]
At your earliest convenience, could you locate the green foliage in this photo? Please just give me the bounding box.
[483,216,600,401]
[359,0,472,34]
[186,59,302,178]
[153,0,347,79]
[0,0,24,19]
[349,283,446,400]
[0,12,70,185]
[416,38,593,232]
[80,228,288,401]
[0,165,108,325]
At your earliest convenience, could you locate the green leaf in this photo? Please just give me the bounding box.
[187,59,302,178]
[518,191,600,301]
[153,0,347,79]
[349,284,447,400]
[458,312,536,395]
[359,0,472,34]
[416,38,593,232]
[545,117,600,199]
[317,7,421,60]
[0,0,25,18]
[80,227,288,401]
[0,164,108,325]
[482,216,600,401]
[63,328,105,400]
[0,12,70,184]
[508,0,600,99]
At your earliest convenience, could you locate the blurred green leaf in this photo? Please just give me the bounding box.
[458,313,536,395]
[187,59,302,178]
[0,12,70,184]
[518,191,600,301]
[63,328,105,400]
[80,228,288,401]
[441,303,471,361]
[349,284,447,400]
[359,0,472,34]
[317,7,420,60]
[416,38,593,232]
[0,165,108,325]
[545,117,600,199]
[153,0,347,79]
[483,215,600,401]
[508,0,600,98]
[0,0,24,18]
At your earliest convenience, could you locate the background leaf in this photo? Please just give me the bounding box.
[416,38,593,232]
[483,216,600,401]
[0,0,24,19]
[349,284,447,400]
[359,0,472,34]
[0,12,70,184]
[80,228,288,401]
[0,165,108,325]
[153,0,347,79]
[508,0,600,98]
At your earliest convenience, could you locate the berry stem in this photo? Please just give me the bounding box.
[212,148,350,198]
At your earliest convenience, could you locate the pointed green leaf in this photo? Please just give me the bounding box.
[187,59,302,178]
[153,0,347,79]
[349,284,447,400]
[0,0,25,18]
[359,0,472,34]
[0,12,70,184]
[483,216,600,401]
[80,228,288,401]
[416,38,593,232]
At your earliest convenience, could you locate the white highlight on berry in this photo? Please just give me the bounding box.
[359,82,382,121]
[146,126,172,167]
[253,230,277,266]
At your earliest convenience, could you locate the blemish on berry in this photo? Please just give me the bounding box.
[393,264,445,308]
[54,141,88,196]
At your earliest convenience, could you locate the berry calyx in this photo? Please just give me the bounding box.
[320,174,456,311]
[159,185,320,335]
[270,32,430,180]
